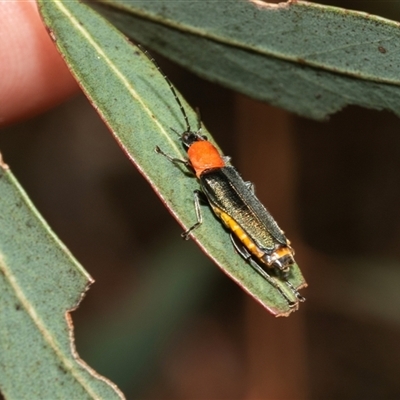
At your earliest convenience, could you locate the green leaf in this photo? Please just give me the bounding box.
[0,159,123,399]
[92,0,400,120]
[37,0,306,316]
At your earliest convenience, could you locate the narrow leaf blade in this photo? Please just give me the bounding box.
[0,159,123,399]
[92,0,400,119]
[38,0,306,316]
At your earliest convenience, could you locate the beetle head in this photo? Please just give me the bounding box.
[180,131,208,150]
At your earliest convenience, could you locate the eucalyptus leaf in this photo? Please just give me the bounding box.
[37,0,306,316]
[0,159,123,399]
[92,0,400,120]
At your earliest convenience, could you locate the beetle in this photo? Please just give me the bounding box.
[141,46,305,307]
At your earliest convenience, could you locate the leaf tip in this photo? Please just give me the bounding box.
[0,152,9,171]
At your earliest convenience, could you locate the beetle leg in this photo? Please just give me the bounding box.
[230,234,298,308]
[181,190,205,240]
[248,257,298,309]
[284,279,306,302]
[155,146,189,167]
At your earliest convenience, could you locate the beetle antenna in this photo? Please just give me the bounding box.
[138,44,191,132]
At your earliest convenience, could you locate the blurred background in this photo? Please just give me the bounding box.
[1,1,400,399]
